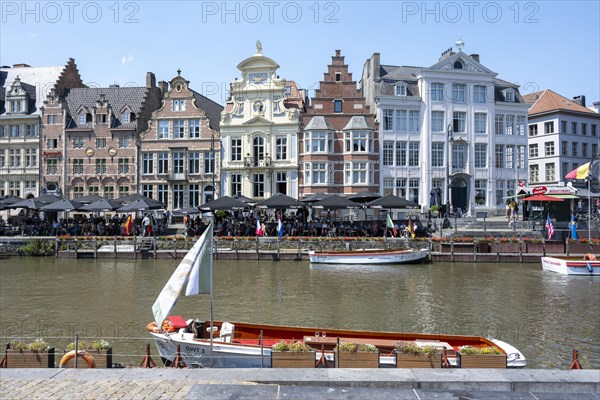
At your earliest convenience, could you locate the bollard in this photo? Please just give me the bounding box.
[139,343,157,368]
[0,344,9,368]
[569,349,582,370]
[441,348,451,368]
[170,344,186,368]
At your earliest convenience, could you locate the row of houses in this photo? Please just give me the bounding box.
[1,42,599,215]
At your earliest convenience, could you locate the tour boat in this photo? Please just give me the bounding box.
[308,248,428,264]
[541,255,599,275]
[148,225,526,369]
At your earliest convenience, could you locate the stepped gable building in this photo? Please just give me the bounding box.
[41,72,162,199]
[300,50,378,198]
[523,90,599,185]
[220,43,305,200]
[361,41,529,216]
[138,71,223,209]
[0,59,83,199]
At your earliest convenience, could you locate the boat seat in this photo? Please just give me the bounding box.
[219,322,235,343]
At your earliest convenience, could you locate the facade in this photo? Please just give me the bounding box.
[361,45,529,215]
[138,72,223,209]
[523,90,599,184]
[0,59,83,199]
[220,45,304,200]
[300,50,378,198]
[40,72,162,198]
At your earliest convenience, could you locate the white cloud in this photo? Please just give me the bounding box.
[121,55,135,65]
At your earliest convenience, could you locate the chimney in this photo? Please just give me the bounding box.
[158,81,169,94]
[372,52,380,80]
[573,95,586,107]
[469,54,480,62]
[146,72,156,88]
[335,49,341,57]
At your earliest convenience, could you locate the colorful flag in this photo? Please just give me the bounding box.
[571,214,578,241]
[277,214,284,238]
[124,214,133,236]
[407,217,413,238]
[255,216,262,236]
[545,214,555,240]
[565,159,600,180]
[386,212,397,236]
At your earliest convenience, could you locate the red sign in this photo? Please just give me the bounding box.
[518,181,524,187]
[532,186,547,195]
[42,151,62,158]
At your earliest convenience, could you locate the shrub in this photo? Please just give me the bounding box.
[458,345,501,355]
[395,341,436,356]
[289,341,312,352]
[271,340,289,352]
[10,339,48,352]
[337,342,358,353]
[18,240,55,256]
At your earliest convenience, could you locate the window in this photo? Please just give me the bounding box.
[504,89,515,102]
[47,138,58,149]
[118,158,129,174]
[582,123,587,136]
[395,83,406,96]
[122,112,130,123]
[96,158,106,174]
[26,125,37,136]
[158,120,169,139]
[173,120,184,139]
[96,138,107,148]
[253,136,265,161]
[517,146,526,169]
[188,152,200,174]
[431,83,444,102]
[10,125,21,137]
[118,186,129,198]
[158,152,168,174]
[495,115,504,135]
[142,153,154,175]
[545,163,555,181]
[253,173,264,197]
[572,122,577,134]
[383,141,394,166]
[172,184,184,209]
[395,110,407,131]
[72,186,84,198]
[73,159,84,175]
[561,120,567,133]
[189,120,200,138]
[516,116,526,135]
[475,144,487,168]
[396,142,406,166]
[96,114,107,124]
[334,100,342,113]
[571,142,578,157]
[47,115,58,124]
[452,142,466,170]
[78,113,86,124]
[118,137,129,148]
[544,121,554,134]
[276,137,287,160]
[431,142,444,167]
[24,149,36,167]
[474,113,487,134]
[88,186,99,195]
[495,145,505,168]
[475,180,486,205]
[231,138,242,161]
[453,112,466,133]
[305,131,330,153]
[276,172,287,194]
[529,124,538,136]
[474,85,486,103]
[431,111,444,132]
[72,137,84,149]
[408,179,419,203]
[204,152,215,174]
[9,149,20,167]
[396,178,407,198]
[311,162,327,184]
[505,115,514,135]
[593,144,598,158]
[582,143,588,158]
[506,146,514,169]
[351,162,369,184]
[529,144,538,158]
[383,178,394,196]
[408,142,419,166]
[545,141,555,156]
[230,174,242,196]
[172,99,185,111]
[408,111,419,131]
[345,131,369,152]
[142,184,153,199]
[592,124,597,137]
[188,184,200,208]
[496,179,505,205]
[561,141,568,156]
[335,72,341,82]
[173,152,184,174]
[158,184,168,207]
[383,110,394,131]
[452,84,466,103]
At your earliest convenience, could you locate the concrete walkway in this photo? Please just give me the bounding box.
[1,368,598,399]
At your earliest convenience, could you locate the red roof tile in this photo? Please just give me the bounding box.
[524,89,596,116]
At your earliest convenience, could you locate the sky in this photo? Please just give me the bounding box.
[1,1,599,106]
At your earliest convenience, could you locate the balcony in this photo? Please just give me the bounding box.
[244,156,272,168]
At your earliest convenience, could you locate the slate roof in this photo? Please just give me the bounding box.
[523,89,597,116]
[304,116,334,130]
[342,116,374,130]
[0,65,64,115]
[192,90,223,131]
[62,86,148,129]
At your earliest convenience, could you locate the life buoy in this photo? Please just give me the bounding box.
[162,320,176,333]
[59,350,96,368]
[147,322,160,333]
[584,254,596,261]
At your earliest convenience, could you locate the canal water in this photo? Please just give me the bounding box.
[0,257,598,369]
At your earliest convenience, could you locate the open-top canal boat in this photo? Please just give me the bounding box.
[541,254,599,275]
[308,248,428,264]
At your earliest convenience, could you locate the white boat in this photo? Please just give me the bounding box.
[148,224,526,368]
[308,248,428,264]
[541,255,599,275]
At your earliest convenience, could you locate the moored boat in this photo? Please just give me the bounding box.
[541,254,599,275]
[308,248,428,264]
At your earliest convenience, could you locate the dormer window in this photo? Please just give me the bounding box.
[122,112,130,123]
[335,72,341,82]
[395,83,407,96]
[453,60,463,69]
[172,99,185,111]
[79,113,86,124]
[96,113,107,124]
[504,89,515,102]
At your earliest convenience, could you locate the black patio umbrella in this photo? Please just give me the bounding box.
[80,199,122,212]
[76,194,104,204]
[40,199,84,212]
[0,195,24,206]
[301,193,331,203]
[348,191,382,203]
[367,194,420,210]
[9,198,56,210]
[172,207,202,215]
[232,194,256,205]
[200,196,249,211]
[36,193,63,203]
[255,193,304,209]
[312,195,360,209]
[117,198,165,212]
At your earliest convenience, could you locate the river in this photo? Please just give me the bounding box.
[0,257,598,369]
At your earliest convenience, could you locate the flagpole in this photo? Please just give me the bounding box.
[588,178,591,243]
[209,223,214,368]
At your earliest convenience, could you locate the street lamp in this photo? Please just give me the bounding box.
[210,133,217,201]
[446,124,454,214]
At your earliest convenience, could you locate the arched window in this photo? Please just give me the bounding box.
[253,136,264,163]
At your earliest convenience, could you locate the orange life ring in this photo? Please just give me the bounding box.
[146,322,160,333]
[59,350,96,368]
[162,320,176,333]
[584,254,597,261]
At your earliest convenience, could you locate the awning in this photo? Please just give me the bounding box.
[549,194,579,199]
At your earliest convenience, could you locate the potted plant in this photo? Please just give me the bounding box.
[5,339,55,368]
[429,205,440,217]
[458,345,506,368]
[394,341,441,368]
[271,340,315,368]
[64,339,112,368]
[491,237,520,254]
[567,238,595,255]
[476,237,494,253]
[335,342,379,368]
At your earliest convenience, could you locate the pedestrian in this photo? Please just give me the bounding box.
[142,214,150,237]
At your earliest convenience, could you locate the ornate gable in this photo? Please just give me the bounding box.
[429,52,494,74]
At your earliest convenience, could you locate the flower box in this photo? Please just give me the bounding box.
[396,353,441,368]
[271,351,315,368]
[336,351,379,368]
[439,242,474,253]
[525,242,544,253]
[5,348,55,368]
[459,353,507,368]
[61,348,112,368]
[476,243,491,253]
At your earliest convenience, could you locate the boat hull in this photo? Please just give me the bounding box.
[541,256,600,275]
[308,248,428,264]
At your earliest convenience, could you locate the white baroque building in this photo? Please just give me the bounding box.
[220,45,304,200]
[361,45,529,215]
